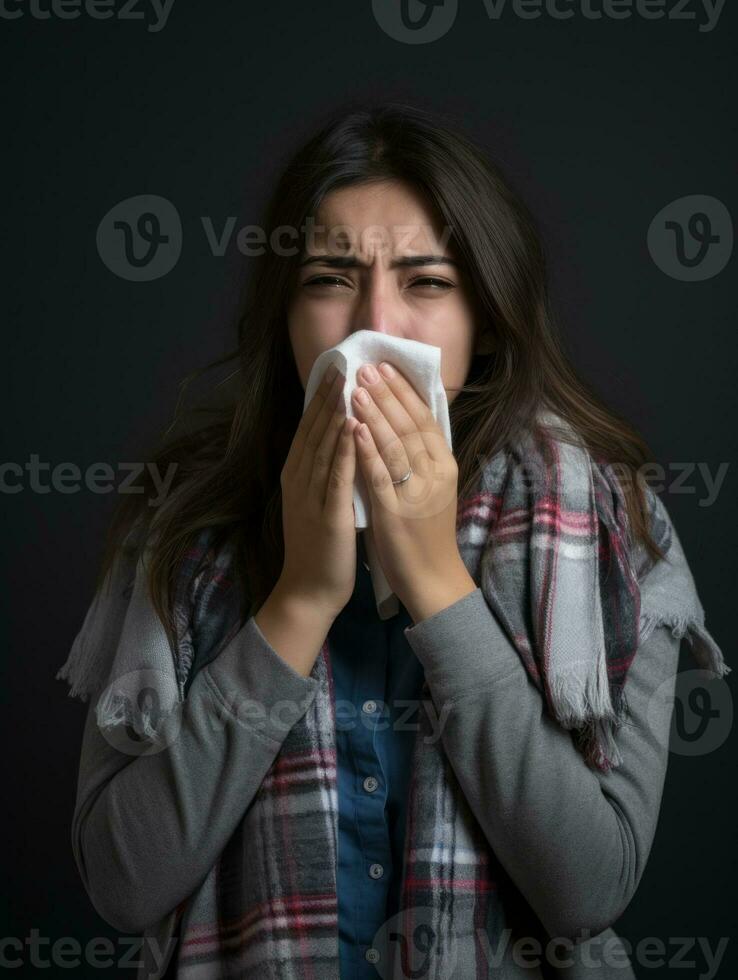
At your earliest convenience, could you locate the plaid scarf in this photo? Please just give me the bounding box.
[56,410,727,979]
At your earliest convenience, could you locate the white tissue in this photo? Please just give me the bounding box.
[302,330,453,619]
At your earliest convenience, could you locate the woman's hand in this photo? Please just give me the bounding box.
[351,361,477,624]
[278,364,360,620]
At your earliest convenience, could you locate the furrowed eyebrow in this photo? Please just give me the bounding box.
[299,253,460,270]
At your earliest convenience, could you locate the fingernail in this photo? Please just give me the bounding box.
[361,364,379,384]
[378,361,395,379]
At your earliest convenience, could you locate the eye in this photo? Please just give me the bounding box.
[409,277,455,290]
[303,275,455,290]
[303,276,350,288]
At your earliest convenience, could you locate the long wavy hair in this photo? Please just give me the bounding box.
[96,100,666,644]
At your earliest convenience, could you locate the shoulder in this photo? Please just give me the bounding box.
[473,408,680,592]
[473,407,635,540]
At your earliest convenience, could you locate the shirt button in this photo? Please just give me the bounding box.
[362,699,377,715]
[365,947,381,964]
[363,775,379,793]
[369,862,384,879]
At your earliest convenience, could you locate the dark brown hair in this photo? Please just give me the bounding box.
[97,100,665,644]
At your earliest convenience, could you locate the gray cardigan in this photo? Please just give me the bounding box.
[69,544,692,980]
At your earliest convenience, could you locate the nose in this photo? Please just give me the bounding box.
[349,265,397,337]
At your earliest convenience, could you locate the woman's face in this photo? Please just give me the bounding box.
[287,179,490,405]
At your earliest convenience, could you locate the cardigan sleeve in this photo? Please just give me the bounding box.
[402,583,682,943]
[71,613,320,935]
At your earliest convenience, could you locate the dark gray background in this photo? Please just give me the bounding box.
[2,0,735,975]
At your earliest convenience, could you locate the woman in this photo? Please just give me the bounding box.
[57,103,726,980]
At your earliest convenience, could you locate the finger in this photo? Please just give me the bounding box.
[353,422,397,516]
[352,365,429,480]
[309,382,349,492]
[351,383,414,484]
[324,416,359,514]
[285,363,341,476]
[294,367,345,481]
[373,361,447,463]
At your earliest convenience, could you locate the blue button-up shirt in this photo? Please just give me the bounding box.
[328,531,425,979]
